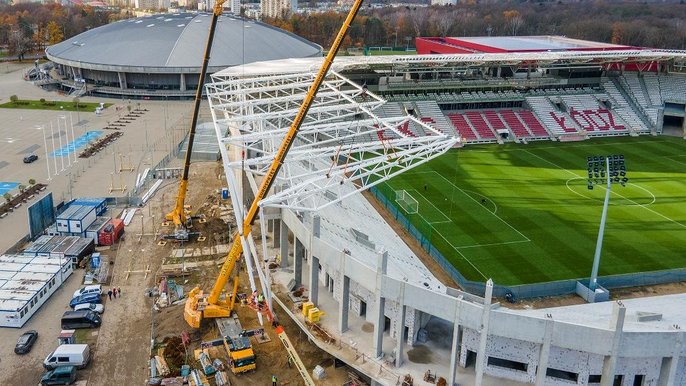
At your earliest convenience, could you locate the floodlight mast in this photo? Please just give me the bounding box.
[589,157,611,291]
[587,154,627,291]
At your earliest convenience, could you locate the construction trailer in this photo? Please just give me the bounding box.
[22,235,94,268]
[0,255,73,328]
[85,217,111,245]
[56,205,96,234]
[216,314,256,374]
[71,197,107,216]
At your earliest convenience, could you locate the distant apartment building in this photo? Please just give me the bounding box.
[135,0,170,10]
[261,0,296,18]
[430,0,457,5]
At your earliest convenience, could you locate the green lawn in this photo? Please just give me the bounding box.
[380,136,686,285]
[0,99,112,112]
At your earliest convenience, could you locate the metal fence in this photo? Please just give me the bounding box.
[370,185,686,299]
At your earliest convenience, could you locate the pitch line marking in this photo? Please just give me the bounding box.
[406,170,530,242]
[564,177,656,206]
[418,214,488,281]
[664,156,686,167]
[469,139,664,153]
[461,189,498,214]
[456,239,530,250]
[525,150,686,230]
[428,171,531,242]
[408,189,451,223]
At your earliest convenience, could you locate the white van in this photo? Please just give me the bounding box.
[43,344,90,370]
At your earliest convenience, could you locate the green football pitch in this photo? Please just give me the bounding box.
[379,136,686,286]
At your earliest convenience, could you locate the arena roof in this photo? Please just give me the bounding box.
[416,36,635,55]
[45,12,321,73]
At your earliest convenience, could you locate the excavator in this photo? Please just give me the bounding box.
[176,0,366,384]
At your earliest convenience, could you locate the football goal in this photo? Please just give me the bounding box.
[395,190,418,214]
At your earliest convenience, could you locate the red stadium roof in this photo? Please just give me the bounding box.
[416,36,639,55]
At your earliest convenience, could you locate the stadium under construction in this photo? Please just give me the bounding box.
[205,36,686,386]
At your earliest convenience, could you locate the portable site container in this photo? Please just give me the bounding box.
[65,238,95,267]
[68,206,96,235]
[0,256,72,328]
[50,237,80,260]
[72,198,107,216]
[36,236,64,257]
[23,235,53,257]
[98,219,124,246]
[85,217,111,245]
[56,206,81,233]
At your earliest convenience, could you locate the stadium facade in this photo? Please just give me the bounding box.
[42,12,321,99]
[206,37,686,386]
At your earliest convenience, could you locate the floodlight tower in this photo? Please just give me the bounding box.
[586,154,628,291]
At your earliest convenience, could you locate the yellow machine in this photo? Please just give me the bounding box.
[180,0,365,384]
[183,0,365,328]
[164,0,225,241]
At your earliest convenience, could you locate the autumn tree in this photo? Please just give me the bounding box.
[47,21,64,45]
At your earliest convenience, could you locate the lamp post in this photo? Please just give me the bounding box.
[49,121,58,176]
[56,118,65,171]
[68,113,78,164]
[60,115,71,168]
[586,154,628,291]
[35,125,50,181]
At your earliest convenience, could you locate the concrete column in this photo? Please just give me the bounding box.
[309,254,319,305]
[278,219,288,257]
[600,302,626,386]
[338,274,350,333]
[117,72,127,89]
[272,219,280,248]
[657,331,684,386]
[180,73,186,91]
[293,238,303,285]
[449,298,462,386]
[373,250,388,359]
[395,284,406,368]
[474,279,494,386]
[535,317,555,386]
[267,219,274,233]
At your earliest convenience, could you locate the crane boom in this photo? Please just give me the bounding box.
[184,0,366,328]
[165,0,225,229]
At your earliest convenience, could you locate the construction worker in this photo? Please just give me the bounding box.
[257,293,265,305]
[272,374,278,386]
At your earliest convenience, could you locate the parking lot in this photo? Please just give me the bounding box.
[0,62,185,385]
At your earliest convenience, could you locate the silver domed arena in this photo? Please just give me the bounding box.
[43,12,322,99]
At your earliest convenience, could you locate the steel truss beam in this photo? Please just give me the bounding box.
[207,67,458,212]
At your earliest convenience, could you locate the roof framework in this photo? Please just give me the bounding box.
[207,69,459,211]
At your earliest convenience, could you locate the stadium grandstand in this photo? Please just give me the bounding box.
[207,36,686,386]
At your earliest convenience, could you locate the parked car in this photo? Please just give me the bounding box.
[73,302,104,314]
[61,310,101,329]
[69,293,102,309]
[72,285,102,299]
[14,330,38,354]
[40,365,76,385]
[23,154,38,163]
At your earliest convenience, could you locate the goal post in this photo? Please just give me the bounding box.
[395,189,418,214]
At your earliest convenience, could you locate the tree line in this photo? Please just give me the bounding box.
[264,2,686,50]
[0,3,124,58]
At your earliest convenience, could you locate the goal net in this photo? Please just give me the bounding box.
[395,190,418,214]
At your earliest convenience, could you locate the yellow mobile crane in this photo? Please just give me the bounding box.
[164,0,225,241]
[182,0,366,383]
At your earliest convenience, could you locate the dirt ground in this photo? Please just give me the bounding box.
[131,162,351,386]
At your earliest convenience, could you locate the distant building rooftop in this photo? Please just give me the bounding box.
[416,35,636,55]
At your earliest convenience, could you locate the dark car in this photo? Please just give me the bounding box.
[40,365,76,385]
[15,330,38,354]
[23,154,38,163]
